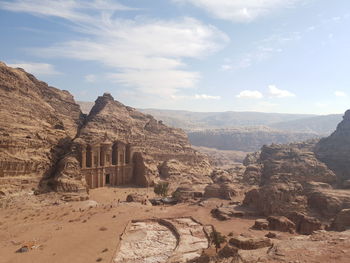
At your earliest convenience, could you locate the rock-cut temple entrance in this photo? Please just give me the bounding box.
[79,140,134,189]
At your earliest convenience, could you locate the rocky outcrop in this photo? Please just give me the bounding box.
[203,183,237,200]
[306,187,350,218]
[330,209,350,231]
[287,212,323,235]
[242,141,347,219]
[0,62,212,199]
[0,62,83,196]
[243,182,308,216]
[315,110,350,187]
[229,236,272,250]
[267,216,295,233]
[78,93,212,188]
[253,219,269,230]
[242,164,262,185]
[259,143,336,185]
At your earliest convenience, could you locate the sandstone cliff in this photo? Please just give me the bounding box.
[242,124,350,221]
[315,110,350,188]
[0,62,86,196]
[0,62,212,199]
[77,93,212,188]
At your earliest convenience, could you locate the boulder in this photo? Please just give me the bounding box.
[287,212,323,235]
[218,244,239,258]
[229,236,272,250]
[267,216,295,233]
[265,232,277,238]
[330,209,350,231]
[172,186,203,202]
[211,207,232,221]
[126,193,147,203]
[204,183,237,200]
[252,219,269,230]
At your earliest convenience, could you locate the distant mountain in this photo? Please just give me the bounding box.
[77,102,341,152]
[188,127,319,152]
[270,114,342,135]
[141,109,315,131]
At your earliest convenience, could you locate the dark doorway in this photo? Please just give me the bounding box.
[105,174,110,185]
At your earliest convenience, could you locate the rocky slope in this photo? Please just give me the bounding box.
[0,62,212,199]
[0,62,85,197]
[241,115,350,225]
[77,93,212,188]
[315,110,350,188]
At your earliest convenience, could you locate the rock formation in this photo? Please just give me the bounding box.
[315,110,350,187]
[241,112,350,229]
[0,62,212,200]
[0,62,85,197]
[77,93,212,188]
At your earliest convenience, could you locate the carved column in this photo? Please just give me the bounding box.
[90,173,94,189]
[105,145,112,166]
[96,145,101,168]
[100,145,106,167]
[81,145,86,168]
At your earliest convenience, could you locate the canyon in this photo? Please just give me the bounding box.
[0,62,349,263]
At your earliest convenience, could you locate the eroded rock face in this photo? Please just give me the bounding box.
[330,209,350,231]
[241,141,348,220]
[78,93,212,188]
[204,183,237,200]
[287,212,323,235]
[306,187,350,218]
[1,62,212,198]
[315,110,350,187]
[259,144,336,186]
[243,182,308,216]
[229,236,272,250]
[267,216,295,234]
[0,62,83,196]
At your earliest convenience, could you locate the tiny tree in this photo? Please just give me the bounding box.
[210,229,226,252]
[154,182,169,197]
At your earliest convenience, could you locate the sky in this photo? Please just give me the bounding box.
[0,0,349,115]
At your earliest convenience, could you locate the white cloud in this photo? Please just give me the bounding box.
[84,74,97,83]
[0,0,133,23]
[236,90,263,99]
[335,91,347,97]
[108,70,200,97]
[170,93,220,100]
[268,85,295,98]
[8,62,61,75]
[194,94,221,100]
[174,0,303,22]
[1,1,229,98]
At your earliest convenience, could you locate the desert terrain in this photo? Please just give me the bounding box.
[1,186,350,263]
[1,63,350,263]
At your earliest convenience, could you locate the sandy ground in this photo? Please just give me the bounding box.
[0,187,349,263]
